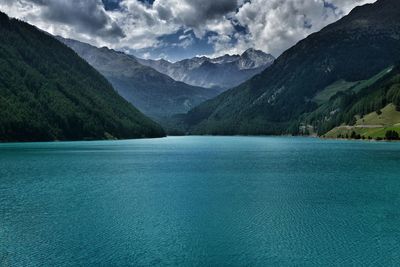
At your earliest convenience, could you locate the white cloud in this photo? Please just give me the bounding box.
[0,0,377,59]
[211,0,376,57]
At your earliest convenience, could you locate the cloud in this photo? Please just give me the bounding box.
[0,0,124,44]
[0,0,376,60]
[211,0,376,57]
[41,0,125,38]
[152,0,239,35]
[111,0,240,49]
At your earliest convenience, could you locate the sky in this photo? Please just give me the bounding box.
[0,0,376,62]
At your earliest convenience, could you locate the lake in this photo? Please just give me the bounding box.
[1,137,400,266]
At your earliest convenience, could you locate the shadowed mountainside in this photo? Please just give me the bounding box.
[0,12,165,141]
[59,38,218,120]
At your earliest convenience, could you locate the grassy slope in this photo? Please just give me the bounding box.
[351,66,394,93]
[357,103,400,125]
[313,80,358,105]
[324,104,400,139]
[313,66,393,105]
[304,63,400,136]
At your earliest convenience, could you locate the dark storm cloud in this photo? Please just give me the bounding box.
[47,0,124,38]
[182,0,239,25]
[20,0,125,39]
[154,0,240,28]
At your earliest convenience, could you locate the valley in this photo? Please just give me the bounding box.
[59,37,219,120]
[2,1,400,266]
[1,0,400,142]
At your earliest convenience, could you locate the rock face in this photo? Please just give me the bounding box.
[59,37,218,119]
[137,49,275,91]
[182,0,400,135]
[0,12,165,142]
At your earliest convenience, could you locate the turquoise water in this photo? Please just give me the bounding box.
[1,136,400,266]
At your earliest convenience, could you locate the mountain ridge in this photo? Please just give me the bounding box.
[58,37,218,120]
[137,49,275,90]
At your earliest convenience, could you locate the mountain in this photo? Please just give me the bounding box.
[0,12,165,142]
[59,38,218,119]
[137,49,275,90]
[181,0,400,135]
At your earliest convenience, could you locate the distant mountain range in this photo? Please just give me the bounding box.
[137,49,275,91]
[181,0,400,136]
[0,11,165,142]
[59,38,218,120]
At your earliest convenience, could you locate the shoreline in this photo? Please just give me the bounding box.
[1,134,400,144]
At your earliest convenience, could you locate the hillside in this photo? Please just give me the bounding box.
[59,38,218,119]
[324,104,400,140]
[0,12,165,142]
[309,64,400,140]
[138,49,275,91]
[181,0,400,135]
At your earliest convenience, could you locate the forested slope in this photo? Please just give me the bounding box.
[0,12,165,141]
